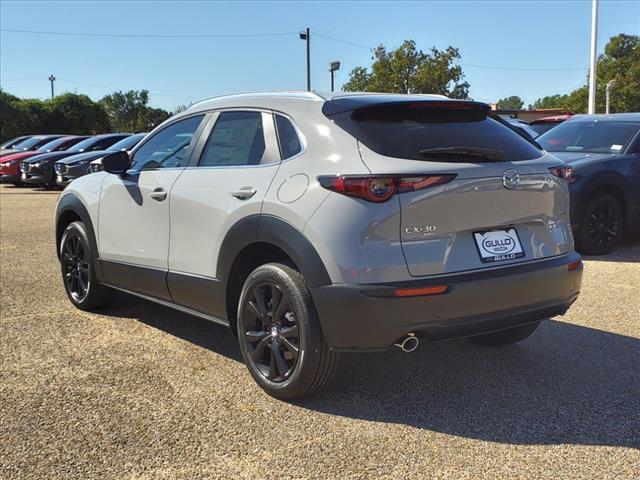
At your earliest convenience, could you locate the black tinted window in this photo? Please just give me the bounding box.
[199,111,265,167]
[275,115,302,159]
[329,104,543,162]
[131,115,204,170]
[537,121,640,153]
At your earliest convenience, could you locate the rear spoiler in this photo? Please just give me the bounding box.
[322,97,491,117]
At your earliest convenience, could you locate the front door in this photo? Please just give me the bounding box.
[97,114,207,299]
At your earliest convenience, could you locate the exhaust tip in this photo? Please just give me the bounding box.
[395,334,419,353]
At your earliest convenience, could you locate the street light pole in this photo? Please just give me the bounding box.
[329,61,340,92]
[605,80,615,114]
[48,74,56,100]
[588,0,598,114]
[299,28,311,91]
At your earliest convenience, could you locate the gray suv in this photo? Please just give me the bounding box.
[55,92,583,399]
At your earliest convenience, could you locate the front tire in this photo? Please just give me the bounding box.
[575,193,623,255]
[60,221,113,311]
[236,263,340,400]
[470,321,540,346]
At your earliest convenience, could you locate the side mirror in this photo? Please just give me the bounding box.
[102,151,130,174]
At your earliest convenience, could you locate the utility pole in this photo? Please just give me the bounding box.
[48,74,56,100]
[605,80,615,114]
[299,28,311,91]
[588,0,598,114]
[329,61,340,92]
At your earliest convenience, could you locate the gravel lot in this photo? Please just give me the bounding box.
[1,184,639,479]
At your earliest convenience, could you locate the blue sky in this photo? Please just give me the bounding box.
[1,0,638,111]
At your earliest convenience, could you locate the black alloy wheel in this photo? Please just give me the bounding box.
[236,263,340,399]
[576,194,623,255]
[241,283,300,382]
[61,231,91,303]
[60,221,113,310]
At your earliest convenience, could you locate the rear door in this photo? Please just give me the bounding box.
[167,110,281,314]
[98,114,207,298]
[330,101,573,277]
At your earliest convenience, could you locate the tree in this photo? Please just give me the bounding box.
[496,96,524,110]
[47,93,110,134]
[343,40,470,98]
[528,33,639,113]
[100,89,150,131]
[136,106,171,131]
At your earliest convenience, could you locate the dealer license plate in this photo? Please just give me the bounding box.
[473,228,525,263]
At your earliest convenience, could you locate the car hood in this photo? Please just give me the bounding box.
[0,151,38,163]
[55,150,108,165]
[23,151,78,164]
[547,151,619,168]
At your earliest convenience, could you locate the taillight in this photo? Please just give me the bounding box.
[549,166,578,184]
[318,175,456,203]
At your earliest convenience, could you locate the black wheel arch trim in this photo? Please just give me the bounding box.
[55,193,104,282]
[571,170,632,227]
[217,214,332,290]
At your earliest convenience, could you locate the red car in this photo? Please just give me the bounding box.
[529,114,574,136]
[0,136,87,186]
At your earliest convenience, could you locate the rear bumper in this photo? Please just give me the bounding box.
[310,252,583,351]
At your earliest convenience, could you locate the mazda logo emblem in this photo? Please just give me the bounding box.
[502,169,520,189]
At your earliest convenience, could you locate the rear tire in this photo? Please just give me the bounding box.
[575,193,623,255]
[60,221,113,311]
[470,321,540,346]
[236,263,340,400]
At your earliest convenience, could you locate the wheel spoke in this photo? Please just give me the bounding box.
[281,337,299,357]
[254,288,270,320]
[281,325,299,338]
[252,336,270,362]
[273,348,289,377]
[247,300,267,323]
[77,272,88,293]
[267,350,278,380]
[245,330,268,343]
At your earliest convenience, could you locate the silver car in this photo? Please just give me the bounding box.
[55,92,583,399]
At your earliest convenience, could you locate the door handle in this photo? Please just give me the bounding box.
[149,187,167,201]
[231,188,257,200]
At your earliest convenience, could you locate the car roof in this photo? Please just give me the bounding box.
[185,90,454,115]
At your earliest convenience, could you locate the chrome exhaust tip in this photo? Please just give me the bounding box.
[394,333,419,353]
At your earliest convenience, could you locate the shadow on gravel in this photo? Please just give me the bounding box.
[302,320,640,449]
[103,292,640,449]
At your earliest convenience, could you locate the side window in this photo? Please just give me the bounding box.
[275,115,302,159]
[130,115,204,170]
[199,111,266,167]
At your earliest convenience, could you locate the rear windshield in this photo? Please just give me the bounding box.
[328,103,543,162]
[537,120,640,153]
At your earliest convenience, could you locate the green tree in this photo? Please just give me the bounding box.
[528,34,639,113]
[47,93,110,134]
[496,96,524,110]
[343,40,470,98]
[136,106,171,131]
[100,89,150,131]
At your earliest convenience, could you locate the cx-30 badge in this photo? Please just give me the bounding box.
[502,169,520,189]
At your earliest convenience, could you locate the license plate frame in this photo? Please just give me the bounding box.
[473,228,525,264]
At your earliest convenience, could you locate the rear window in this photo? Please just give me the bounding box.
[275,115,302,159]
[328,103,543,162]
[537,120,640,154]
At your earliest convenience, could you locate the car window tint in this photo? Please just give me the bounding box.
[199,111,266,167]
[275,115,302,159]
[537,121,640,153]
[131,115,204,170]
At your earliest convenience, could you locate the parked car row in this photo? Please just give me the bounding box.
[0,133,147,188]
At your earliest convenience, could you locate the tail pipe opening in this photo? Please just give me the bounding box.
[394,333,419,353]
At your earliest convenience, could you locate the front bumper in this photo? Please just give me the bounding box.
[310,252,583,351]
[55,163,90,185]
[0,173,21,183]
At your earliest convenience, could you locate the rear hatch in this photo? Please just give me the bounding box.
[325,98,573,277]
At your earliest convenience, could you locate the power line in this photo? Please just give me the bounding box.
[314,32,375,51]
[0,28,298,39]
[460,63,588,71]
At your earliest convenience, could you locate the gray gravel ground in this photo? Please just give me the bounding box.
[1,184,639,479]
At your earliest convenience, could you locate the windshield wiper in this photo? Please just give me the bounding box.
[418,146,505,162]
